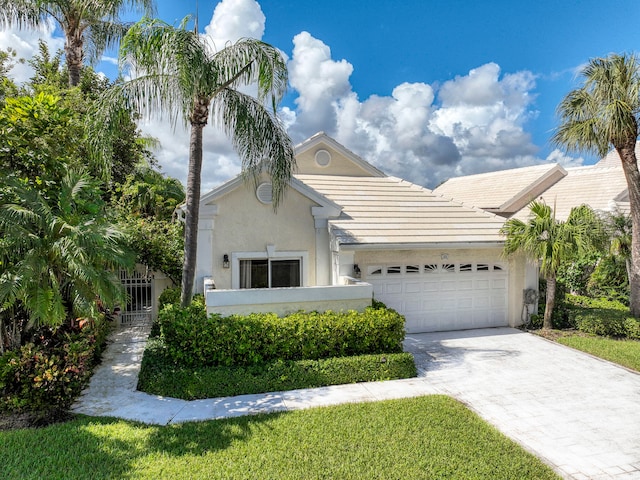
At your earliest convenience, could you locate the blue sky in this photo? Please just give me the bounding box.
[2,0,640,190]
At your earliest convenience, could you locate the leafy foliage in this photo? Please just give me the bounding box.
[0,173,133,351]
[0,318,112,413]
[158,302,406,368]
[0,0,155,86]
[553,53,640,317]
[563,295,640,339]
[120,217,183,284]
[138,336,416,399]
[501,201,602,328]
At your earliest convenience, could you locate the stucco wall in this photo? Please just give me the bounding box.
[206,284,373,317]
[295,148,377,176]
[196,177,326,291]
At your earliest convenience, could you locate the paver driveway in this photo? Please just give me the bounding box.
[404,328,640,480]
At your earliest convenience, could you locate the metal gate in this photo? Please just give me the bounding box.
[119,269,154,326]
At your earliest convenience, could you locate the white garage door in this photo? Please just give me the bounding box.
[366,261,508,333]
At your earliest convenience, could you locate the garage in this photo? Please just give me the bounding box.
[365,261,509,333]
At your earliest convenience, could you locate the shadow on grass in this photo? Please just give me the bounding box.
[0,412,282,479]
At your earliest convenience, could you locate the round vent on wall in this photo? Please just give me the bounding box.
[314,149,331,167]
[256,182,273,204]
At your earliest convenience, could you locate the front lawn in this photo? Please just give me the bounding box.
[0,395,559,479]
[554,333,640,372]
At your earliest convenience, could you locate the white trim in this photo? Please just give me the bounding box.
[339,241,504,250]
[231,249,309,289]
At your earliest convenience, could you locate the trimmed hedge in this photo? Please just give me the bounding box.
[565,295,640,339]
[158,301,405,367]
[0,319,112,413]
[138,337,416,399]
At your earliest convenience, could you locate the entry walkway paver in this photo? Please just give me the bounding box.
[72,326,640,480]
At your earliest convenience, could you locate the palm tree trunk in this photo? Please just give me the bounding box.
[616,142,640,317]
[65,30,83,87]
[543,274,556,330]
[180,98,210,307]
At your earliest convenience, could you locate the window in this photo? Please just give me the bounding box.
[240,259,301,288]
[406,265,420,274]
[459,263,473,272]
[387,266,402,274]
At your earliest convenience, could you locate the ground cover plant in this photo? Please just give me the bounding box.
[0,395,560,480]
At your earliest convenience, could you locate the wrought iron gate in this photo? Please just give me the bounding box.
[119,269,153,326]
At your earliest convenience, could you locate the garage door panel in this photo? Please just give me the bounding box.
[404,282,422,294]
[369,262,509,334]
[441,280,457,291]
[385,282,402,294]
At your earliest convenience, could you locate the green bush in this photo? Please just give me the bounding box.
[563,295,640,339]
[0,318,111,413]
[158,286,181,310]
[158,303,406,367]
[138,337,416,399]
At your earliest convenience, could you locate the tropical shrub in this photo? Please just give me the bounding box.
[0,318,111,413]
[158,302,405,367]
[564,295,640,339]
[157,287,181,310]
[138,337,416,399]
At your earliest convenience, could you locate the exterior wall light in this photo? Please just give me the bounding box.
[353,264,361,278]
[223,254,230,268]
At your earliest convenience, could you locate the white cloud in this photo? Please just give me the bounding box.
[203,0,265,49]
[0,19,64,83]
[284,33,544,187]
[0,1,555,191]
[546,148,584,168]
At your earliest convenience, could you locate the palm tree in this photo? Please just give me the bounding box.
[98,17,295,306]
[501,201,599,329]
[0,0,155,86]
[0,172,134,351]
[601,209,633,285]
[553,53,640,316]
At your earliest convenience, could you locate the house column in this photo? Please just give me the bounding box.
[314,218,331,285]
[195,204,218,294]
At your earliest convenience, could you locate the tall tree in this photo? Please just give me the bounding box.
[553,53,640,316]
[0,0,155,86]
[501,201,599,329]
[96,17,295,306]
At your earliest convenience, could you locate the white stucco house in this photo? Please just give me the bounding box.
[191,132,536,333]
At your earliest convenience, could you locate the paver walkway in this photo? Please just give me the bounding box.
[72,326,640,480]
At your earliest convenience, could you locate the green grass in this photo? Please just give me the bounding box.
[0,395,559,479]
[556,334,640,371]
[137,338,417,400]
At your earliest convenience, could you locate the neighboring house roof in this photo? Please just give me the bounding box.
[595,142,640,168]
[433,149,632,222]
[297,174,506,247]
[433,164,567,215]
[510,165,629,221]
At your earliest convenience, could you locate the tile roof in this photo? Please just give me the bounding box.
[433,164,565,213]
[296,174,506,246]
[511,165,628,221]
